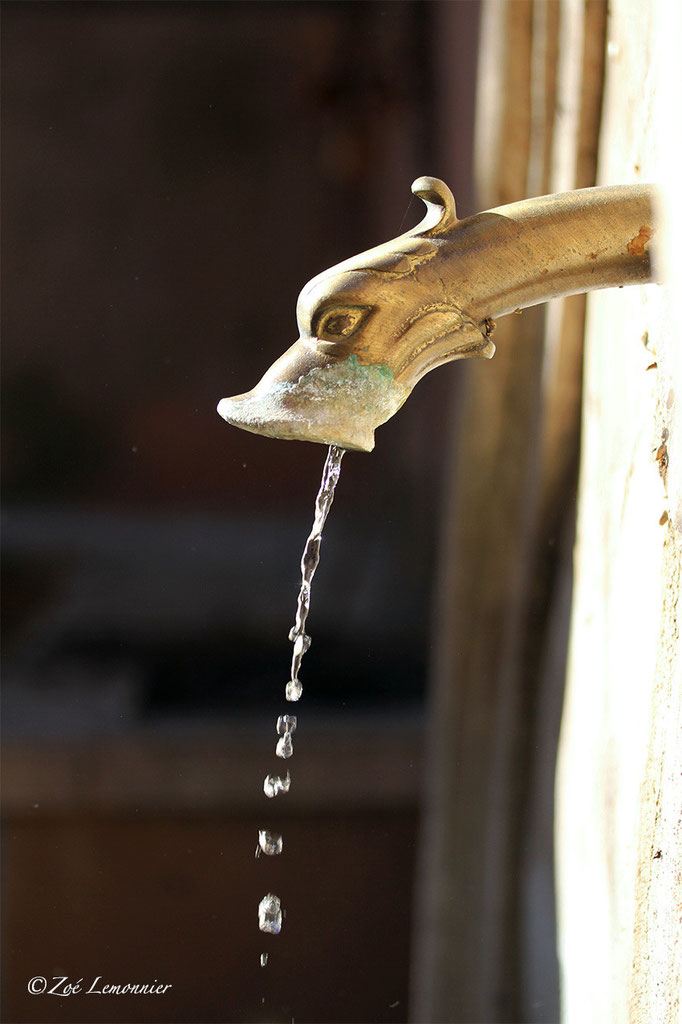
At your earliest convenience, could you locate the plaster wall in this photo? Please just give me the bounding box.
[556,2,682,1020]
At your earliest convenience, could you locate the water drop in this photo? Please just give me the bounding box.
[276,733,294,759]
[258,893,282,934]
[276,715,297,736]
[260,953,268,967]
[263,771,291,798]
[258,829,283,856]
[285,678,302,702]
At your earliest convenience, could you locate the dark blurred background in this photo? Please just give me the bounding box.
[2,4,480,1022]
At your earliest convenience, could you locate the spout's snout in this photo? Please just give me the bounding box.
[217,338,411,453]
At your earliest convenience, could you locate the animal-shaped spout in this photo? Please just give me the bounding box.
[218,177,655,452]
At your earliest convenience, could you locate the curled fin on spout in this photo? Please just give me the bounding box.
[409,176,458,236]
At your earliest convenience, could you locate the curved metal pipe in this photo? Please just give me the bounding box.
[218,178,656,452]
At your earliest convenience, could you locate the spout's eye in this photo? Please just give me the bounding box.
[315,305,371,341]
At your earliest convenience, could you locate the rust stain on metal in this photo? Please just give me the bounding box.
[627,225,652,256]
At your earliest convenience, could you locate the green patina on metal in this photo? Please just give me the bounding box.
[344,352,394,380]
[218,348,407,451]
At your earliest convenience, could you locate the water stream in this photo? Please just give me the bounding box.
[257,444,346,954]
[286,443,345,700]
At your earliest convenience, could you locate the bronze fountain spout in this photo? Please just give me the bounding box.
[218,177,656,452]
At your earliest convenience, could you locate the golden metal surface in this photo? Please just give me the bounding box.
[218,177,656,452]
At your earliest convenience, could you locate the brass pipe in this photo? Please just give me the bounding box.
[218,177,656,452]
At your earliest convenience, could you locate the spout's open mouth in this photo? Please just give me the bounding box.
[217,342,410,453]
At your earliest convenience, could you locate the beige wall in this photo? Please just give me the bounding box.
[556,2,682,1021]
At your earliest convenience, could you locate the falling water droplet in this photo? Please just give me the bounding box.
[263,771,291,798]
[260,953,268,967]
[258,893,283,934]
[285,678,303,702]
[276,715,297,736]
[258,829,283,856]
[276,732,294,759]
